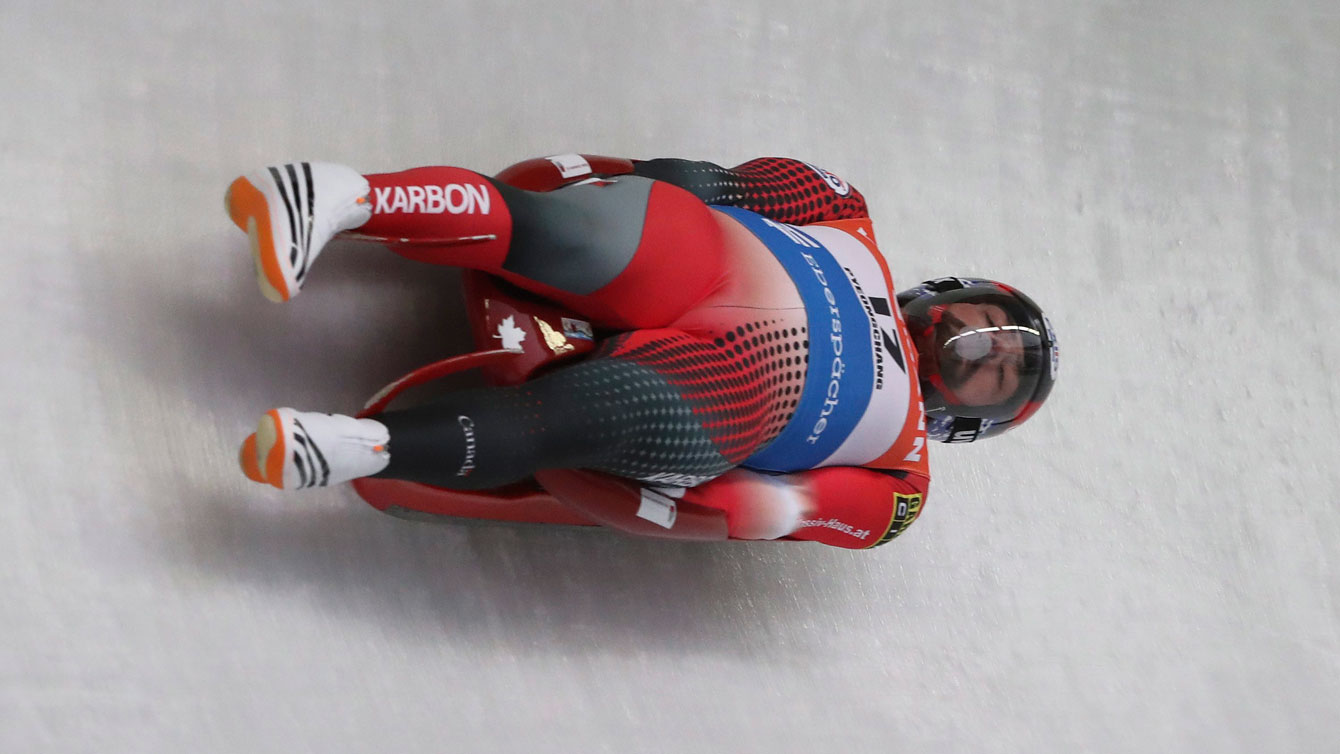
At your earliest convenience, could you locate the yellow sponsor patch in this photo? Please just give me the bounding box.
[873,492,924,547]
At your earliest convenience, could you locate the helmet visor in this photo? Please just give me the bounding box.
[923,294,1049,421]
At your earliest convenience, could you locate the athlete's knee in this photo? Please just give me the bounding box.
[495,177,656,296]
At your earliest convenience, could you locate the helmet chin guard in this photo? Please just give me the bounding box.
[898,277,1058,443]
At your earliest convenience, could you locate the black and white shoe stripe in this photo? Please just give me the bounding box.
[290,416,331,488]
[267,162,317,285]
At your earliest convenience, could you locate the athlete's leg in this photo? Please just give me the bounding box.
[230,166,813,491]
[240,318,807,492]
[226,162,729,328]
[370,353,737,491]
[359,203,811,491]
[370,320,804,490]
[354,168,729,329]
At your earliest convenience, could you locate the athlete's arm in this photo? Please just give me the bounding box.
[493,154,637,191]
[535,465,927,550]
[631,157,870,224]
[493,154,869,224]
[770,466,928,548]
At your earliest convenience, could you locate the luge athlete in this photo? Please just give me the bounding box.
[225,155,1058,549]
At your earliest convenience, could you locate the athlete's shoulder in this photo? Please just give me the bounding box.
[730,158,870,221]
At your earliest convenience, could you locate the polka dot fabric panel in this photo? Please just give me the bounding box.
[632,157,869,225]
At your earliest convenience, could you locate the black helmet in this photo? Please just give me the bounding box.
[898,277,1059,443]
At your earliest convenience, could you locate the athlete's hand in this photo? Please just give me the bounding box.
[675,468,810,540]
[535,467,814,542]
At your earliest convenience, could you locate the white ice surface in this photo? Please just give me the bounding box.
[2,2,1338,752]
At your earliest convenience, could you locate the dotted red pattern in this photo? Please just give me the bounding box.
[605,320,810,464]
[726,157,869,225]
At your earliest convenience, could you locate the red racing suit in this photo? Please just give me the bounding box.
[359,155,930,549]
[494,155,930,549]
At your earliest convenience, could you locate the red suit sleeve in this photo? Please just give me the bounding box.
[494,154,869,224]
[493,154,636,191]
[631,157,870,223]
[534,465,928,550]
[777,466,928,549]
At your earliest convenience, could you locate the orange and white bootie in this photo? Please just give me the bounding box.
[239,408,390,490]
[224,162,373,302]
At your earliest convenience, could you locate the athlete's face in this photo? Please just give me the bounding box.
[934,303,1025,407]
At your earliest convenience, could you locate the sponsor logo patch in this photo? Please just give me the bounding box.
[546,153,592,180]
[562,317,594,341]
[797,517,872,541]
[373,184,491,215]
[803,162,852,196]
[640,471,712,487]
[1042,314,1060,377]
[873,492,924,546]
[534,318,574,355]
[947,427,982,443]
[456,416,477,476]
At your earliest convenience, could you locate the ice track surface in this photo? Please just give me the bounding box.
[3,2,1338,752]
